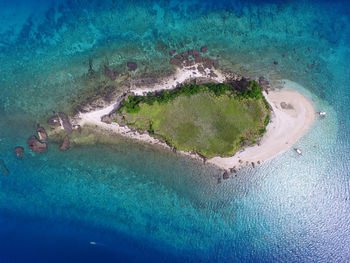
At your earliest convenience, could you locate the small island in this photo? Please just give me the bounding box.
[12,48,312,175]
[71,61,316,172]
[115,80,270,159]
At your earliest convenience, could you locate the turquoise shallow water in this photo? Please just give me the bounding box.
[0,0,350,262]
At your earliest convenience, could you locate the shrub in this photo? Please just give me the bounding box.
[264,115,270,126]
[119,80,266,115]
[121,96,142,113]
[148,122,154,134]
[258,127,266,135]
[262,96,269,109]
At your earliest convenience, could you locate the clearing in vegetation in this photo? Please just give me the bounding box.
[116,81,270,158]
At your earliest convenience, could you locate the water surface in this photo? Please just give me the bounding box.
[0,0,350,262]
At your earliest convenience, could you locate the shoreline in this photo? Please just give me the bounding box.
[208,82,316,169]
[73,66,315,170]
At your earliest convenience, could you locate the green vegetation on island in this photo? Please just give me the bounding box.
[116,80,270,158]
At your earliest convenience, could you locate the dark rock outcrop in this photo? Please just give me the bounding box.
[197,65,206,75]
[0,159,9,176]
[60,136,70,151]
[200,46,208,53]
[36,125,48,141]
[212,59,219,69]
[14,146,24,158]
[196,152,207,163]
[47,115,60,127]
[170,58,183,67]
[258,76,269,86]
[101,114,113,124]
[127,62,137,71]
[181,51,189,59]
[230,167,237,173]
[223,171,229,180]
[169,49,176,56]
[188,49,200,58]
[27,136,47,153]
[58,113,72,134]
[208,70,218,78]
[194,54,203,64]
[258,76,270,93]
[104,65,118,81]
[280,102,294,109]
[202,57,213,69]
[169,48,219,72]
[228,77,250,93]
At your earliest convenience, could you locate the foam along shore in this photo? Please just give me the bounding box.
[75,66,315,170]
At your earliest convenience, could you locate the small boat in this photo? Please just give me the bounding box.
[89,241,97,245]
[294,148,302,155]
[317,111,327,117]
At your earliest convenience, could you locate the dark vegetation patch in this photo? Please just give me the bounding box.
[118,80,267,114]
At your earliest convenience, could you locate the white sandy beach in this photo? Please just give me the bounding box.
[131,65,226,96]
[208,81,316,169]
[75,66,315,170]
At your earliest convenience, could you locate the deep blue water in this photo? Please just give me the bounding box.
[1,0,350,262]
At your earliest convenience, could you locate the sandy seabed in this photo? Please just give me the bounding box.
[74,66,316,170]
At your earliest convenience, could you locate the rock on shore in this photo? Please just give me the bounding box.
[60,136,70,151]
[169,48,218,70]
[258,76,271,93]
[104,65,118,81]
[47,115,60,127]
[36,125,48,141]
[223,171,229,179]
[58,113,73,134]
[200,46,208,53]
[101,114,113,124]
[27,136,47,153]
[127,62,137,71]
[14,146,24,158]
